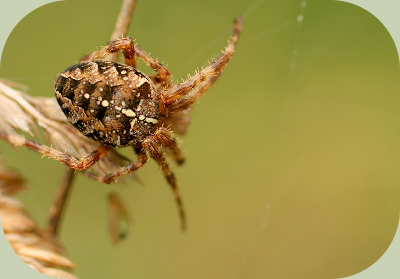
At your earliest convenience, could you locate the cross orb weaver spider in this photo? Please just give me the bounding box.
[1,17,242,229]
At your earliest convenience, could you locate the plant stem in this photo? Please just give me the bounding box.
[45,168,76,237]
[110,0,138,41]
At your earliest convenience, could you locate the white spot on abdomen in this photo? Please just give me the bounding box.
[145,117,158,124]
[125,109,136,117]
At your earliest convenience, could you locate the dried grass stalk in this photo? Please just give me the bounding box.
[0,159,78,279]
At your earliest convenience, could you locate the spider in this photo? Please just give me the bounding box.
[1,17,242,229]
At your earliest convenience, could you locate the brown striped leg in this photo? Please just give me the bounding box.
[79,38,136,68]
[160,16,243,114]
[101,145,148,184]
[153,127,185,165]
[143,130,186,230]
[78,38,172,85]
[165,74,219,115]
[0,133,112,170]
[133,44,171,83]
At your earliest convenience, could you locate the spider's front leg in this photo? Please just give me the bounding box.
[0,133,112,170]
[160,16,243,116]
[133,44,171,84]
[78,37,172,86]
[79,38,137,68]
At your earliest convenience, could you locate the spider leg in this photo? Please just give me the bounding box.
[154,127,185,165]
[99,145,148,184]
[0,133,112,170]
[79,38,171,85]
[80,38,136,68]
[160,16,243,116]
[143,128,186,230]
[157,109,191,135]
[134,44,171,84]
[165,74,218,115]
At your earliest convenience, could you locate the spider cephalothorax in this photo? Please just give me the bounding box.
[1,17,243,229]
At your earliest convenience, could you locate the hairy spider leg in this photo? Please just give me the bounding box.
[0,133,112,170]
[79,38,137,68]
[143,128,186,230]
[134,44,171,84]
[79,38,172,86]
[153,127,185,165]
[166,74,219,114]
[101,145,148,183]
[160,16,243,116]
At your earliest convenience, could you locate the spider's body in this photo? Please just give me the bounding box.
[1,17,243,229]
[55,60,159,147]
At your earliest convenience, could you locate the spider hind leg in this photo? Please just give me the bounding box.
[143,128,186,230]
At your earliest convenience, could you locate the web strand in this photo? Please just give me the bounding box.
[229,2,308,278]
[289,0,308,81]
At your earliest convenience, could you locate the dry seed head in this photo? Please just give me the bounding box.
[0,160,78,278]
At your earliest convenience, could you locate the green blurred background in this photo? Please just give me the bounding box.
[1,0,400,278]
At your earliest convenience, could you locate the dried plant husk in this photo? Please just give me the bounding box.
[0,160,78,279]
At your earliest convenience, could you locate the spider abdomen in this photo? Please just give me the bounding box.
[55,60,159,147]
